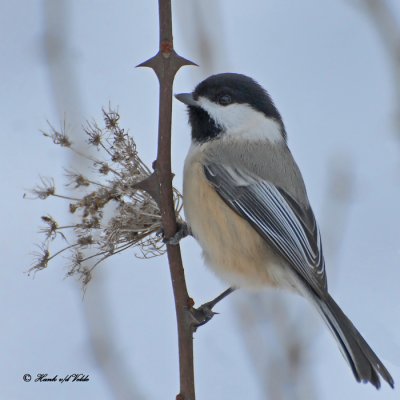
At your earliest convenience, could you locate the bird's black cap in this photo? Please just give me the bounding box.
[193,73,282,122]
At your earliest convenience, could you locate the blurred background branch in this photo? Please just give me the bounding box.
[42,1,146,398]
[356,0,400,133]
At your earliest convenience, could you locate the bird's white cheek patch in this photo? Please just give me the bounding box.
[197,97,283,144]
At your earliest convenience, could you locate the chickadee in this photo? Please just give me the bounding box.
[175,73,394,389]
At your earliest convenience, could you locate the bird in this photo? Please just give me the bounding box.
[174,72,394,389]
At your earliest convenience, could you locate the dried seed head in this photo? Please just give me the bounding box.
[103,107,120,130]
[69,203,78,214]
[30,245,51,273]
[65,170,91,188]
[98,162,110,175]
[32,177,56,199]
[77,235,95,246]
[29,108,183,287]
[39,215,62,241]
[43,121,72,147]
[84,121,104,147]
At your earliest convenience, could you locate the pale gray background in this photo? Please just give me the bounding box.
[2,1,400,399]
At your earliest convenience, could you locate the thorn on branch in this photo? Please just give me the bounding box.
[136,50,198,81]
[133,173,161,206]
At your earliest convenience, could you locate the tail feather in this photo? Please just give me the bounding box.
[312,292,394,389]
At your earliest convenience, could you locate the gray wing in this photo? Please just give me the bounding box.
[204,163,327,292]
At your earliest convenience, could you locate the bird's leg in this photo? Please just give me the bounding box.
[161,221,192,245]
[190,287,236,330]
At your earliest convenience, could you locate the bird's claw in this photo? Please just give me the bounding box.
[190,302,219,331]
[189,287,235,331]
[162,222,191,245]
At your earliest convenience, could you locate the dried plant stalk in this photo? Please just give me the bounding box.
[28,107,183,285]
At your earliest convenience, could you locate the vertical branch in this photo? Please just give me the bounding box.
[236,294,318,400]
[43,0,84,127]
[138,1,196,399]
[356,0,400,133]
[176,1,229,75]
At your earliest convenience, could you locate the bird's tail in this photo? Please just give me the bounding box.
[310,290,394,389]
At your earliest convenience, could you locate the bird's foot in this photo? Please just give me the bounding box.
[190,301,219,331]
[162,221,192,245]
[189,287,236,331]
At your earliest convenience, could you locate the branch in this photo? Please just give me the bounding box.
[357,0,400,132]
[138,1,196,399]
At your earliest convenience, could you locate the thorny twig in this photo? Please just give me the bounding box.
[137,0,197,398]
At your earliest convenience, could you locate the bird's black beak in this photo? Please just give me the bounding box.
[175,93,199,107]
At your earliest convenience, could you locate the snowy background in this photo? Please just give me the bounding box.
[1,1,399,399]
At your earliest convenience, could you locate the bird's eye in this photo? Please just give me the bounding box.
[218,94,232,106]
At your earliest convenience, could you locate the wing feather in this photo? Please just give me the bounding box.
[204,163,327,292]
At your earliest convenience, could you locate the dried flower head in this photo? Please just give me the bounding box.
[29,107,183,286]
[31,177,56,199]
[42,121,72,148]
